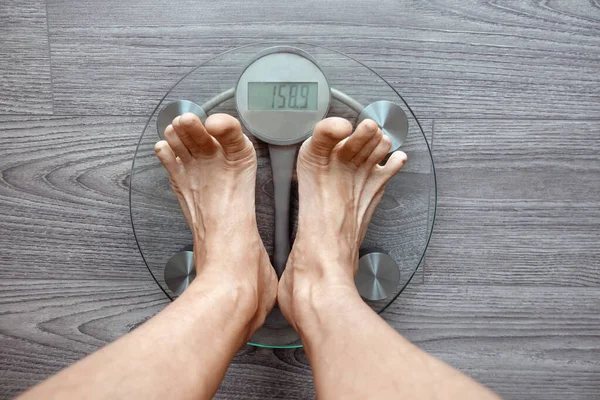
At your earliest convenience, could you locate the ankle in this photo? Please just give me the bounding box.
[288,238,358,279]
[284,257,360,329]
[291,280,362,337]
[186,273,260,322]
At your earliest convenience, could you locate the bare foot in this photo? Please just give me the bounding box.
[278,117,407,332]
[155,112,277,336]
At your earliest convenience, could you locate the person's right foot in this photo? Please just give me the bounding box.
[278,117,407,331]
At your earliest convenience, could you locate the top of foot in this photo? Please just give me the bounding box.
[155,112,277,336]
[278,117,407,330]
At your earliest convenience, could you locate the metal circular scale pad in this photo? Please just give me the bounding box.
[355,252,401,301]
[156,100,206,139]
[164,251,196,296]
[357,100,409,152]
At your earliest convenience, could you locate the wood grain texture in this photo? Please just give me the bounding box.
[427,119,600,285]
[45,0,600,117]
[1,0,599,399]
[0,279,169,398]
[388,284,600,400]
[2,279,599,400]
[0,278,314,399]
[0,116,150,280]
[0,0,53,114]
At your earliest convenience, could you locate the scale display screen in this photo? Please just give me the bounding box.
[248,82,318,111]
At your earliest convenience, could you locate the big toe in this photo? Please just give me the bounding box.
[172,113,218,156]
[303,117,353,159]
[204,113,251,158]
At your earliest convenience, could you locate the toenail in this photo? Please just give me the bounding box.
[336,118,353,132]
[164,125,175,135]
[363,119,379,133]
[154,141,167,152]
[180,113,196,127]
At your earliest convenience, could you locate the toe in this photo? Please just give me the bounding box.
[350,128,383,166]
[338,119,379,162]
[366,149,407,188]
[204,113,250,157]
[305,117,353,159]
[360,187,386,240]
[171,115,200,155]
[154,140,181,175]
[376,150,407,180]
[366,134,393,168]
[173,113,218,156]
[164,124,191,162]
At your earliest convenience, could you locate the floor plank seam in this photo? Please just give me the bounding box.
[43,0,55,115]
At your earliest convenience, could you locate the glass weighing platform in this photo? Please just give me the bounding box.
[129,42,436,348]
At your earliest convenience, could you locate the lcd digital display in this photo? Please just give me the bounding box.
[248,82,318,111]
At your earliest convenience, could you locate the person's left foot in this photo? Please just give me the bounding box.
[155,113,277,335]
[278,117,407,332]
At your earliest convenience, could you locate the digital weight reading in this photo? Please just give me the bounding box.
[248,82,318,111]
[234,47,331,145]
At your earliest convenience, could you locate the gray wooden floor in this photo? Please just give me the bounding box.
[1,1,599,399]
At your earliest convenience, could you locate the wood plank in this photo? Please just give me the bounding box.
[44,0,600,30]
[45,0,600,117]
[427,119,600,285]
[388,284,600,400]
[0,279,169,398]
[0,278,315,399]
[0,116,150,280]
[216,348,314,400]
[0,0,53,114]
[2,279,598,399]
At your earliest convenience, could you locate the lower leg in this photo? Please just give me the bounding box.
[289,281,498,399]
[19,277,261,400]
[19,113,277,400]
[279,118,500,399]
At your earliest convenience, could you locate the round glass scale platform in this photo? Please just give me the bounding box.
[130,42,436,348]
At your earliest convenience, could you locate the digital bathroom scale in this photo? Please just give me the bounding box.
[129,42,436,348]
